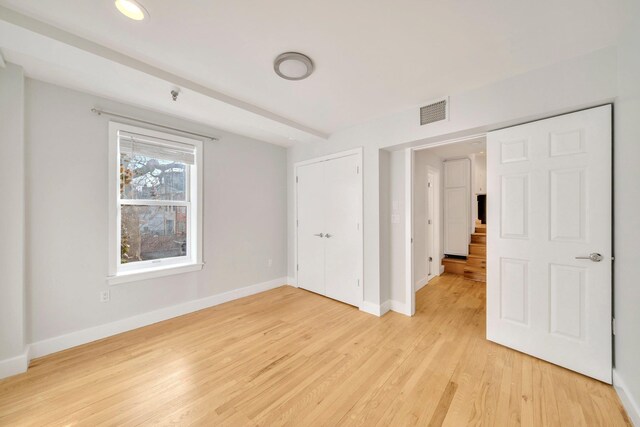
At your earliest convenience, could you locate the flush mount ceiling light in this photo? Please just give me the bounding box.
[274,52,314,81]
[115,0,148,21]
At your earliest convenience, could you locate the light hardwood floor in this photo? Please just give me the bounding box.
[0,274,631,426]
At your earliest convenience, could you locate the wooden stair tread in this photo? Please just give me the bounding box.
[442,258,466,264]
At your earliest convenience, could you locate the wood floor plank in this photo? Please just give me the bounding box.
[0,274,630,426]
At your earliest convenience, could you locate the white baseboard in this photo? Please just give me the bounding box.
[360,299,410,317]
[389,300,411,316]
[415,275,429,292]
[0,347,29,379]
[613,369,640,426]
[439,265,445,274]
[359,300,390,317]
[286,276,297,287]
[0,277,288,379]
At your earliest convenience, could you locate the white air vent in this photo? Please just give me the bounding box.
[420,98,449,125]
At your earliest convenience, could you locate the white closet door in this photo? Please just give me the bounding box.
[487,105,612,383]
[296,161,326,295]
[444,159,470,255]
[324,155,361,307]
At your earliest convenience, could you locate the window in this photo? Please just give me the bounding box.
[108,122,203,284]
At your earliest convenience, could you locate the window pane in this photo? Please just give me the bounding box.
[121,205,188,264]
[120,152,188,201]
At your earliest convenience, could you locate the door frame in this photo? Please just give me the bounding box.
[294,147,364,308]
[405,134,486,316]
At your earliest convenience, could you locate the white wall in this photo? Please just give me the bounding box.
[413,149,443,288]
[288,47,618,310]
[389,150,407,305]
[378,150,391,304]
[23,79,288,344]
[0,64,26,365]
[613,0,640,422]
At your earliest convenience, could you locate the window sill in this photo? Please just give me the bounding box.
[107,262,204,286]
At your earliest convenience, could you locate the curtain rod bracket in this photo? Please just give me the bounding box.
[91,108,219,141]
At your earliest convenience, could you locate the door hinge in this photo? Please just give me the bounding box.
[297,264,299,271]
[428,182,432,188]
[429,256,433,262]
[296,219,299,227]
[296,176,299,183]
[357,166,360,174]
[357,279,360,287]
[612,318,616,335]
[428,219,432,225]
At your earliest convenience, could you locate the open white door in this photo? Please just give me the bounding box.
[296,161,326,295]
[426,170,437,279]
[487,105,612,383]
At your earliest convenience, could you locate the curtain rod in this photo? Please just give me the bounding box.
[91,108,219,141]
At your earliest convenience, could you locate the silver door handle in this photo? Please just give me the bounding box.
[575,253,603,262]
[314,233,324,238]
[325,233,332,238]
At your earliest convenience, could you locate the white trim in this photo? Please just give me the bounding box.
[108,121,204,281]
[286,276,298,287]
[404,148,415,316]
[30,277,287,360]
[0,277,288,379]
[415,275,430,292]
[359,300,390,317]
[294,147,363,168]
[0,347,29,379]
[108,262,203,285]
[613,369,640,427]
[294,147,364,307]
[389,300,411,316]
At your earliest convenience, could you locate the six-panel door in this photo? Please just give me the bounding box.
[487,105,612,383]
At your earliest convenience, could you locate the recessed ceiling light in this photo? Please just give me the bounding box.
[274,52,314,81]
[115,0,148,21]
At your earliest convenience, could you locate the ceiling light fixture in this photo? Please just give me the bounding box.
[274,52,314,81]
[115,0,148,21]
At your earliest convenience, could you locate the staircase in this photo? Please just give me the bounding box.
[464,222,486,282]
[442,221,486,282]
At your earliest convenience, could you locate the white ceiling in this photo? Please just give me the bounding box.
[419,136,486,160]
[0,0,623,142]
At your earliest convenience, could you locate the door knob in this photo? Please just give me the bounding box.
[325,233,332,238]
[575,253,603,262]
[314,233,324,238]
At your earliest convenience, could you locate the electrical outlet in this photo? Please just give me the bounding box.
[100,290,110,303]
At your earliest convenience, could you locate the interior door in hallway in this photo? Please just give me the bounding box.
[296,161,325,295]
[486,105,612,383]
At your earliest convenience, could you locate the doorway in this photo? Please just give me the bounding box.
[409,135,487,307]
[404,105,612,384]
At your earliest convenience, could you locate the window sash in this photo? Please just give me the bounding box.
[117,202,192,270]
[119,199,189,207]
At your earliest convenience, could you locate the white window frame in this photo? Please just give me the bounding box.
[107,122,203,285]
